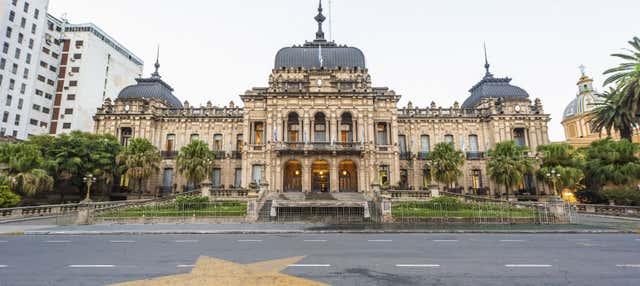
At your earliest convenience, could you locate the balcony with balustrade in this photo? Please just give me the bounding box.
[275,141,362,155]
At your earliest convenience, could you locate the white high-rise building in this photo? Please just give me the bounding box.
[0,0,51,139]
[47,16,143,135]
[0,0,143,139]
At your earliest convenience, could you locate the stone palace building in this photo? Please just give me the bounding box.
[93,3,552,200]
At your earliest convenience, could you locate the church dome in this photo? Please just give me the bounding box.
[117,56,183,108]
[274,1,365,69]
[562,69,599,120]
[461,56,529,108]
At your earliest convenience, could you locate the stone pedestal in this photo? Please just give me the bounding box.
[201,181,212,199]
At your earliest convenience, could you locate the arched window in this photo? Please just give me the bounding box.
[314,112,326,142]
[166,134,175,152]
[190,133,200,143]
[468,134,479,152]
[444,134,454,144]
[120,127,132,146]
[213,134,223,151]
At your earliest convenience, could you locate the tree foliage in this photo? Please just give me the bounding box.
[581,139,640,189]
[604,36,640,117]
[0,143,53,197]
[536,143,585,191]
[487,141,535,200]
[0,184,21,208]
[176,140,215,189]
[589,88,636,140]
[424,142,465,188]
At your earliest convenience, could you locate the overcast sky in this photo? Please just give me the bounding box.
[48,0,639,141]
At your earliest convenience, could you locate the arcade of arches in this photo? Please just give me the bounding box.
[283,159,358,193]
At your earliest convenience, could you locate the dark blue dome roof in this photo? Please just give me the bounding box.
[118,77,183,108]
[275,43,365,69]
[462,74,529,108]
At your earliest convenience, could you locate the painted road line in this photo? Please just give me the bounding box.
[68,265,115,268]
[176,264,195,268]
[0,265,7,268]
[175,240,198,243]
[288,264,331,267]
[635,239,640,241]
[500,240,525,242]
[110,240,135,243]
[505,264,552,268]
[368,239,392,242]
[616,264,640,268]
[0,240,8,242]
[46,240,71,243]
[237,239,263,242]
[304,240,327,242]
[396,264,440,268]
[433,240,459,242]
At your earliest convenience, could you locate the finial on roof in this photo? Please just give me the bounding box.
[579,64,586,77]
[314,0,326,41]
[151,45,161,79]
[483,43,493,78]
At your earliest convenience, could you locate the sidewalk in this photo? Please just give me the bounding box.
[0,222,636,235]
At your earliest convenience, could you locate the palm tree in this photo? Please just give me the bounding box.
[0,143,54,197]
[176,140,215,191]
[425,142,465,191]
[604,36,640,116]
[536,143,585,193]
[487,141,535,200]
[589,87,636,140]
[116,138,161,199]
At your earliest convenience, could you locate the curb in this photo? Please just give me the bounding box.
[21,229,636,235]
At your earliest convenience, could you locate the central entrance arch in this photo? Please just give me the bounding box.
[339,160,358,192]
[311,160,330,192]
[283,160,302,192]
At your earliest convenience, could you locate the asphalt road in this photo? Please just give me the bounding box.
[1,233,639,286]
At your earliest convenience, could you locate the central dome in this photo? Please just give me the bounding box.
[274,1,365,69]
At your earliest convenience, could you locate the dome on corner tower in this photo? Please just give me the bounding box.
[117,54,183,108]
[563,67,600,121]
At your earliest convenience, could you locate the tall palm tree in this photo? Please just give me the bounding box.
[604,36,640,116]
[116,138,161,199]
[176,140,215,191]
[487,141,535,200]
[425,142,465,190]
[589,87,636,140]
[0,143,54,197]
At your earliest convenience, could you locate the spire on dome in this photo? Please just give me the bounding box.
[579,64,586,77]
[151,45,161,79]
[314,0,326,42]
[483,43,493,78]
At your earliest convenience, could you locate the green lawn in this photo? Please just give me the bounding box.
[391,202,540,218]
[99,202,247,218]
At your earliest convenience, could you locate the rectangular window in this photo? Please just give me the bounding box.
[42,47,49,54]
[71,66,80,73]
[44,93,52,100]
[22,68,28,79]
[213,134,223,151]
[17,33,23,43]
[379,165,390,186]
[37,75,45,82]
[6,27,12,38]
[75,40,83,47]
[73,53,82,59]
[444,134,454,144]
[190,133,199,143]
[51,52,58,59]
[19,83,25,94]
[5,94,11,106]
[234,168,242,188]
[14,114,20,126]
[28,39,33,49]
[2,111,8,123]
[23,2,29,13]
[9,79,15,90]
[162,168,173,188]
[0,58,5,69]
[20,17,25,28]
[31,24,36,34]
[211,169,221,188]
[252,122,264,144]
[3,42,9,54]
[66,94,75,100]
[69,80,77,87]
[166,134,175,151]
[236,134,243,151]
[64,108,73,115]
[17,98,23,109]
[398,135,407,153]
[420,135,430,152]
[514,128,527,147]
[34,9,39,19]
[472,169,483,189]
[41,107,49,114]
[376,123,388,145]
[14,48,20,59]
[11,63,17,74]
[25,53,30,63]
[29,119,37,126]
[468,135,479,152]
[62,123,71,129]
[251,165,262,184]
[32,104,40,111]
[9,11,15,22]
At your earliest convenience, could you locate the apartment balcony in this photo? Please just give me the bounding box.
[231,151,242,159]
[466,152,485,160]
[275,142,362,156]
[416,151,430,160]
[399,152,412,160]
[162,151,179,159]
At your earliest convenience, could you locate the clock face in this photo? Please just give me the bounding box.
[514,105,521,112]
[317,79,322,86]
[124,105,130,111]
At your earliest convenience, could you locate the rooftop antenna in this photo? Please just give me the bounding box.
[483,42,493,77]
[328,0,332,41]
[151,45,161,78]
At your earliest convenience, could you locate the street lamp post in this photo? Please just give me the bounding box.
[82,174,97,202]
[546,169,561,197]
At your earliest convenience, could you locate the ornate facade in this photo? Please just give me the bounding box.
[94,3,552,200]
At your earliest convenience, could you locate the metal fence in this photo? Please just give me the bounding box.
[391,200,571,225]
[91,201,248,223]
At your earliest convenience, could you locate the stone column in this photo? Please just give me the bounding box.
[302,158,311,193]
[330,157,338,192]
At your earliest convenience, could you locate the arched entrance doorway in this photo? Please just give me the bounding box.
[311,160,330,192]
[283,160,302,192]
[339,160,358,192]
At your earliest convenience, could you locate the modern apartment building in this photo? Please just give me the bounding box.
[0,0,142,139]
[0,0,50,139]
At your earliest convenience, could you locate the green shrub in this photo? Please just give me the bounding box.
[601,186,640,206]
[576,188,607,204]
[0,185,21,208]
[175,195,209,204]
